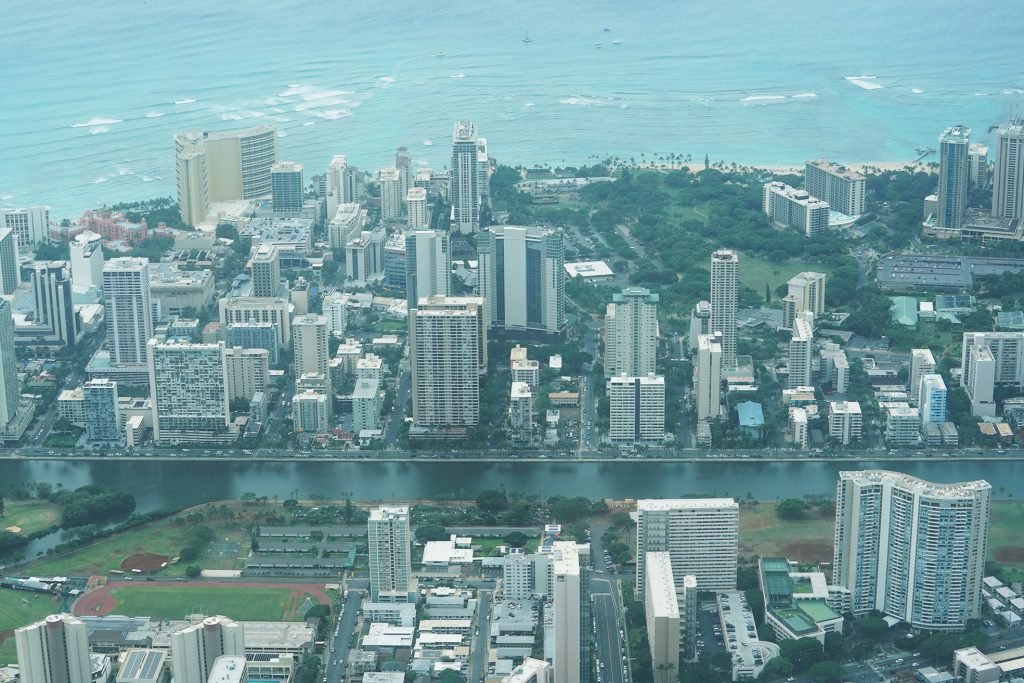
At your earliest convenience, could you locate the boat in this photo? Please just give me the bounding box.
[522,31,533,44]
[603,27,611,32]
[434,51,445,57]
[594,42,603,48]
[612,39,622,45]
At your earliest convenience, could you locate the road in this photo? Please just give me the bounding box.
[323,590,362,683]
[467,590,492,683]
[591,576,627,683]
[383,366,411,444]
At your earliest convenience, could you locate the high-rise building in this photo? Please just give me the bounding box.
[635,498,739,595]
[604,287,658,378]
[225,322,279,365]
[992,119,1024,220]
[404,230,451,308]
[103,258,153,368]
[832,470,990,631]
[68,231,103,293]
[292,314,330,379]
[695,332,722,421]
[352,378,382,434]
[249,244,281,298]
[477,137,491,206]
[174,126,278,225]
[781,272,826,331]
[644,552,680,681]
[608,374,664,443]
[322,292,350,338]
[206,656,247,683]
[3,206,50,249]
[223,347,269,401]
[0,227,20,295]
[763,182,830,236]
[451,121,481,234]
[409,296,486,427]
[327,203,366,249]
[15,614,91,683]
[788,316,813,389]
[937,125,971,230]
[960,331,1024,389]
[710,250,738,367]
[83,379,121,444]
[24,261,80,348]
[406,188,428,229]
[395,147,412,205]
[345,227,386,284]
[477,225,565,336]
[147,340,233,444]
[688,300,711,351]
[969,144,989,189]
[509,382,533,439]
[292,390,330,433]
[909,348,937,403]
[919,374,947,425]
[270,162,304,215]
[827,401,862,445]
[804,159,866,216]
[169,616,245,683]
[378,167,403,221]
[964,344,996,417]
[0,300,19,428]
[325,156,362,221]
[368,505,414,602]
[551,541,591,683]
[219,297,291,348]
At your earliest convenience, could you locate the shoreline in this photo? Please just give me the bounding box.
[610,159,935,175]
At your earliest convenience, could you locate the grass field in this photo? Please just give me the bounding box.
[0,589,64,664]
[2,501,61,537]
[736,256,833,298]
[23,517,250,578]
[104,585,318,621]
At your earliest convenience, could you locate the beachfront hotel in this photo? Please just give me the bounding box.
[937,124,971,230]
[763,181,830,237]
[451,120,482,233]
[992,118,1024,221]
[805,159,866,217]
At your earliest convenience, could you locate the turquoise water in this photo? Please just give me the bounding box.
[2,0,1021,219]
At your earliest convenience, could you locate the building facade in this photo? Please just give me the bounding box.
[709,250,738,367]
[909,348,937,403]
[805,159,866,216]
[270,162,304,215]
[404,230,451,308]
[832,470,990,631]
[148,340,233,444]
[169,616,245,683]
[608,374,665,443]
[103,258,153,368]
[0,227,20,295]
[695,332,722,421]
[604,287,658,378]
[781,272,826,332]
[15,614,91,683]
[83,379,121,444]
[992,119,1024,221]
[451,121,481,234]
[644,552,680,680]
[763,182,830,236]
[3,206,49,249]
[937,125,971,230]
[368,506,414,602]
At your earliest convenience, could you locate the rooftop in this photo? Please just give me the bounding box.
[638,498,737,511]
[840,469,991,497]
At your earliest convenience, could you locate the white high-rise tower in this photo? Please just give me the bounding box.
[103,258,153,368]
[368,505,414,602]
[710,250,738,367]
[993,119,1024,220]
[451,121,481,234]
[14,614,91,683]
[604,287,658,378]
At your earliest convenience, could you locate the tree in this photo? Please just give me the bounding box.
[505,531,529,548]
[858,615,889,640]
[476,489,509,513]
[779,637,823,673]
[309,529,324,542]
[179,545,200,562]
[776,498,811,520]
[305,604,331,620]
[808,661,844,683]
[436,671,465,683]
[761,656,793,678]
[185,565,202,578]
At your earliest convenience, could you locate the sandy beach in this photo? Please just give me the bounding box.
[617,160,935,175]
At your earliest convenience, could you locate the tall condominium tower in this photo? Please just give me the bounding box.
[68,231,103,292]
[832,470,990,631]
[451,121,481,233]
[83,379,121,444]
[174,126,278,225]
[937,125,971,230]
[477,225,565,336]
[378,167,403,221]
[147,340,232,444]
[0,300,18,428]
[409,296,486,427]
[992,119,1024,220]
[395,146,412,204]
[249,243,281,298]
[608,374,665,443]
[292,314,330,379]
[635,498,739,595]
[325,155,362,220]
[909,348,937,403]
[709,250,738,367]
[919,374,947,425]
[169,616,245,683]
[644,552,681,682]
[788,315,814,388]
[27,261,80,348]
[604,287,658,378]
[781,271,826,331]
[270,162,304,214]
[763,181,830,237]
[103,258,153,368]
[960,331,1024,389]
[14,614,91,683]
[695,332,722,421]
[404,230,451,308]
[804,159,866,216]
[551,541,592,683]
[368,505,414,601]
[0,227,19,295]
[3,206,50,249]
[406,187,429,229]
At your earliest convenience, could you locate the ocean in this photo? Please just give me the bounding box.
[2,0,1021,219]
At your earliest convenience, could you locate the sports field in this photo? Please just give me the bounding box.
[0,589,63,665]
[2,501,61,537]
[75,583,329,621]
[737,256,834,299]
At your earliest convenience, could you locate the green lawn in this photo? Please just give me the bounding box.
[23,518,250,578]
[0,589,64,665]
[104,585,315,621]
[736,256,834,298]
[2,501,61,537]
